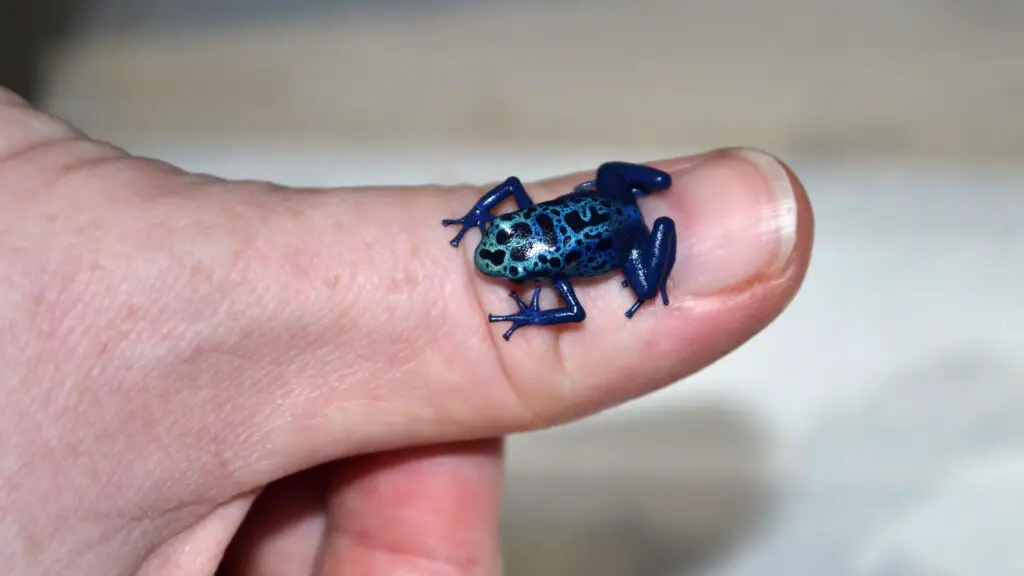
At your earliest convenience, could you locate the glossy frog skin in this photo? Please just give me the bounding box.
[443,161,677,340]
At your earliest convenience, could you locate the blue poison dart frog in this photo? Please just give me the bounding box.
[443,161,676,341]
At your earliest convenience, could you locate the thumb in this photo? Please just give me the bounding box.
[3,94,811,497]
[168,147,813,488]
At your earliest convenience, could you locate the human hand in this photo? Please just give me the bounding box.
[0,87,813,575]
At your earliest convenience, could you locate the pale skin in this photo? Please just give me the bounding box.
[0,87,814,575]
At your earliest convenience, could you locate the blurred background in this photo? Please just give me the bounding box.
[4,1,1023,574]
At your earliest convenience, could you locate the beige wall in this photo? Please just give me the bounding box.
[38,0,1024,162]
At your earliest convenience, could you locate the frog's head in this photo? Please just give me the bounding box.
[474,223,511,279]
[474,215,529,280]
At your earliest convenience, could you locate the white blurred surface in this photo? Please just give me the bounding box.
[122,139,1024,574]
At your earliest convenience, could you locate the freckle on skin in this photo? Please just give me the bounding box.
[83,216,104,232]
[45,213,57,224]
[324,275,341,290]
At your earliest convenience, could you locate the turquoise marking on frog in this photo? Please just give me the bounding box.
[443,161,677,341]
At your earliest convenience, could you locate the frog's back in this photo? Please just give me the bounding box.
[475,191,642,282]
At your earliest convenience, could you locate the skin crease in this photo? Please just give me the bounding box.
[0,87,814,575]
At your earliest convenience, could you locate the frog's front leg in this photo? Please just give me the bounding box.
[622,216,677,318]
[442,176,535,247]
[489,280,587,341]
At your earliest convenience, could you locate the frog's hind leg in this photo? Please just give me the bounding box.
[442,176,535,247]
[659,222,677,305]
[489,280,587,341]
[593,161,672,203]
[622,216,677,319]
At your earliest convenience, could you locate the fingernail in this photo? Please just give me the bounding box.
[659,148,798,296]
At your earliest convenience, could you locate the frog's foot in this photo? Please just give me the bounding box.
[442,176,536,248]
[488,280,586,341]
[622,216,677,319]
[442,211,493,247]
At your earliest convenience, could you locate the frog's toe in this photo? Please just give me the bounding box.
[488,311,537,341]
[504,287,541,312]
[447,233,466,248]
[489,311,527,324]
[499,323,522,341]
[443,218,484,247]
[441,218,466,246]
[506,291,528,311]
[625,299,645,319]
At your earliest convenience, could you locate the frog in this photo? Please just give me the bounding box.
[442,161,677,341]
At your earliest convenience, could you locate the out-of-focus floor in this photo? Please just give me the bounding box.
[3,1,1023,574]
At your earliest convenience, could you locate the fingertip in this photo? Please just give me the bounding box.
[489,149,816,423]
